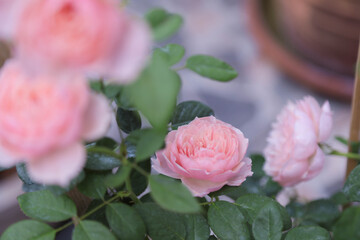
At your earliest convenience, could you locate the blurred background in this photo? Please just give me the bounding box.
[0,0,358,236]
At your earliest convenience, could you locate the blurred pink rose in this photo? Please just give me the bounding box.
[152,116,253,197]
[0,60,112,186]
[0,0,151,84]
[264,96,332,187]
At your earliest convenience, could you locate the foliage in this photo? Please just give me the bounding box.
[1,5,359,240]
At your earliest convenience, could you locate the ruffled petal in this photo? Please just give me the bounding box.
[227,157,253,185]
[93,18,151,84]
[318,101,332,142]
[152,151,182,179]
[277,158,309,187]
[303,147,325,181]
[81,93,112,142]
[27,143,86,186]
[181,177,226,197]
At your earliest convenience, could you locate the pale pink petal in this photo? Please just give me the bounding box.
[228,157,253,185]
[0,0,25,40]
[93,18,151,84]
[318,101,332,142]
[152,151,182,179]
[0,145,21,168]
[81,93,112,142]
[278,159,309,187]
[303,147,325,180]
[181,177,226,197]
[293,110,318,159]
[27,143,86,186]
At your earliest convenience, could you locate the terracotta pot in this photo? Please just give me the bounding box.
[274,0,360,76]
[246,0,354,101]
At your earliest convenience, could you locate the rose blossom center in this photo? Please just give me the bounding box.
[175,122,238,172]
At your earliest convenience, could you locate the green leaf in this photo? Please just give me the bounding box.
[145,8,183,41]
[250,154,266,178]
[86,148,121,171]
[126,128,166,162]
[103,83,123,99]
[262,177,282,197]
[125,54,181,130]
[343,165,360,201]
[116,107,142,134]
[252,202,283,240]
[186,55,238,81]
[236,194,292,230]
[89,81,103,93]
[17,190,76,222]
[210,185,249,200]
[149,175,200,213]
[286,201,305,219]
[105,165,132,188]
[303,199,340,225]
[135,203,187,240]
[171,101,214,129]
[78,172,108,199]
[22,183,46,192]
[153,44,185,66]
[0,220,55,240]
[72,220,116,240]
[285,226,330,240]
[208,201,250,240]
[184,214,210,240]
[85,138,121,171]
[86,200,108,227]
[130,159,151,196]
[106,203,146,240]
[115,86,133,110]
[330,192,349,205]
[333,206,360,240]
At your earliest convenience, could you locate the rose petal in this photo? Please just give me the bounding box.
[318,101,332,142]
[227,157,253,185]
[81,93,112,142]
[181,177,226,197]
[293,109,318,160]
[303,147,325,180]
[0,0,25,39]
[27,143,86,186]
[152,151,182,179]
[0,145,21,168]
[278,159,309,187]
[94,18,151,84]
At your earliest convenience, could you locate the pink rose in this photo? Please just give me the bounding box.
[0,0,151,84]
[264,96,332,187]
[152,116,253,197]
[0,60,112,186]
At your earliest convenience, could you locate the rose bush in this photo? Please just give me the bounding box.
[153,116,253,197]
[0,0,151,84]
[0,60,111,186]
[264,96,332,187]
